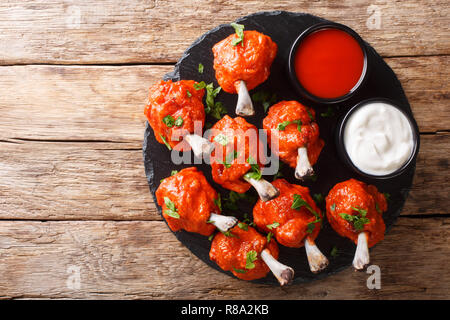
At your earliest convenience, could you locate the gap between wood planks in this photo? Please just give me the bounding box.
[0,53,449,67]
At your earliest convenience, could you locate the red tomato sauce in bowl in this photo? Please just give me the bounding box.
[289,24,367,102]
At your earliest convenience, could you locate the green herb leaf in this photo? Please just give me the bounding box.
[292,194,321,224]
[330,246,339,258]
[383,193,391,202]
[352,207,368,216]
[193,81,206,90]
[266,232,274,243]
[186,90,192,98]
[233,267,247,274]
[174,116,183,127]
[208,233,214,241]
[252,91,277,113]
[277,120,291,131]
[170,170,178,176]
[214,133,229,146]
[163,197,179,218]
[230,23,244,46]
[306,222,316,234]
[245,250,258,269]
[331,203,336,211]
[320,106,334,118]
[198,63,204,74]
[221,230,236,237]
[238,222,248,231]
[307,108,314,121]
[159,134,172,150]
[210,101,227,120]
[266,222,280,230]
[214,194,222,211]
[292,119,302,132]
[162,115,175,127]
[244,156,262,180]
[340,208,370,231]
[313,193,324,205]
[375,203,382,214]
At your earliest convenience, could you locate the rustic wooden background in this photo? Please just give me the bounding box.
[0,1,449,299]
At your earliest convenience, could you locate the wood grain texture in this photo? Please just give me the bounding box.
[0,1,449,64]
[0,218,448,299]
[0,133,448,220]
[0,56,448,144]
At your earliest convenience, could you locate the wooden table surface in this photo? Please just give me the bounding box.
[0,1,449,299]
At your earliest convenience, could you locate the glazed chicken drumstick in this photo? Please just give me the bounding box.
[210,224,294,286]
[209,115,279,202]
[156,167,237,236]
[213,27,277,116]
[325,179,387,270]
[263,101,324,180]
[145,80,214,158]
[253,179,329,273]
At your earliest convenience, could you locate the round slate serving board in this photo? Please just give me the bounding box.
[143,11,418,285]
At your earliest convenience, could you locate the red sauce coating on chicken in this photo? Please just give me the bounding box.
[210,224,279,280]
[144,80,205,150]
[212,30,278,93]
[209,115,265,193]
[325,179,387,247]
[263,100,324,169]
[253,179,322,248]
[155,167,219,236]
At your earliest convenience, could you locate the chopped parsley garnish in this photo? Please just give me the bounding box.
[214,194,222,211]
[243,156,262,180]
[208,233,214,241]
[186,90,192,98]
[252,91,277,113]
[330,246,339,258]
[383,193,391,202]
[221,230,236,237]
[159,134,172,150]
[266,222,280,230]
[331,203,336,211]
[163,197,179,219]
[306,222,316,234]
[277,120,291,131]
[276,119,302,132]
[375,203,382,214]
[245,250,258,269]
[266,232,274,243]
[238,222,248,231]
[170,170,178,176]
[313,193,324,205]
[233,267,247,274]
[162,115,175,127]
[321,106,334,118]
[198,63,204,74]
[174,116,183,127]
[214,133,229,146]
[193,81,226,119]
[292,194,322,226]
[307,109,314,120]
[230,22,244,46]
[339,207,370,231]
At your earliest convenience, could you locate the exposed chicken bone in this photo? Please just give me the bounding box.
[235,80,255,116]
[261,249,294,286]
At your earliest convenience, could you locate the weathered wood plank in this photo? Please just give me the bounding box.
[0,56,448,144]
[0,1,449,64]
[0,218,447,299]
[0,133,448,220]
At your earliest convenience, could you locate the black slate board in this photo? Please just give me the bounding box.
[143,11,418,285]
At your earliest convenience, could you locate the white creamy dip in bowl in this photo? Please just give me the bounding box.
[337,99,419,179]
